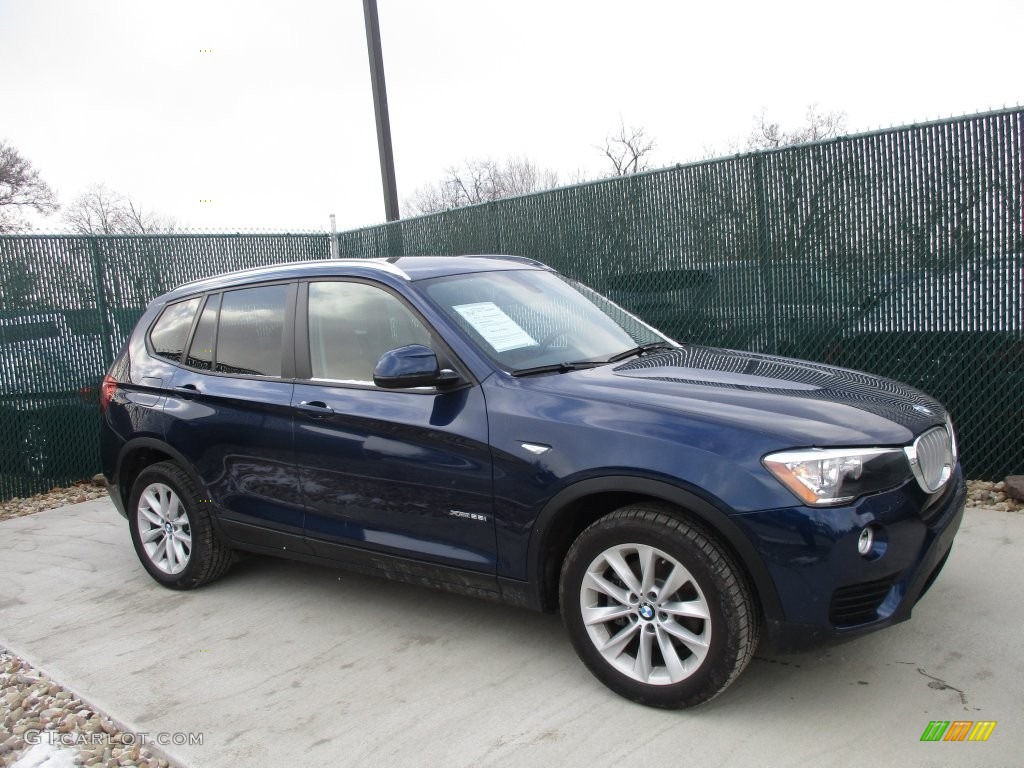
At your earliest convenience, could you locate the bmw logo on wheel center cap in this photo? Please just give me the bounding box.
[639,603,655,620]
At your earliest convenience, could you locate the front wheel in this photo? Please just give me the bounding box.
[560,503,759,708]
[127,462,232,590]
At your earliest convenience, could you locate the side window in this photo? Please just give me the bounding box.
[149,298,201,363]
[308,281,433,383]
[185,294,220,371]
[215,285,288,377]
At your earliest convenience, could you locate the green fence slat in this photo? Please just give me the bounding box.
[1,108,1021,498]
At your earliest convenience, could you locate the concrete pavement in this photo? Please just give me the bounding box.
[1,499,1022,767]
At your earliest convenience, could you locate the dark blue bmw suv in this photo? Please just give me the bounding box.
[100,255,965,708]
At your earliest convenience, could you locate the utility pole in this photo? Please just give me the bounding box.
[363,0,400,222]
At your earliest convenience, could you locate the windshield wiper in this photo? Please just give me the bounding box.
[605,341,677,363]
[511,360,606,377]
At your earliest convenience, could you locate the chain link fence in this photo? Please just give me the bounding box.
[0,235,329,499]
[1,107,1021,499]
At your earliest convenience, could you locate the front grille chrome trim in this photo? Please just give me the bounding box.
[904,425,955,493]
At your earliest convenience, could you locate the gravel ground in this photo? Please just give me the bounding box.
[965,478,1023,512]
[0,474,1019,768]
[0,481,107,523]
[0,649,179,768]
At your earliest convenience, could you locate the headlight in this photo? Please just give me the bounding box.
[762,447,910,506]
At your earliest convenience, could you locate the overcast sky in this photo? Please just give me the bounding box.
[2,0,1021,234]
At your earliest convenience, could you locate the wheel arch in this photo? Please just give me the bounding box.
[114,438,220,532]
[526,476,783,622]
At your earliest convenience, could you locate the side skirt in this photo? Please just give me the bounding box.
[219,519,533,607]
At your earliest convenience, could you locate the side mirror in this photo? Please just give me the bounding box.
[373,345,461,389]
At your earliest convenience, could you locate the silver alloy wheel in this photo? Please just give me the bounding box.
[21,419,49,476]
[136,482,192,575]
[580,543,711,685]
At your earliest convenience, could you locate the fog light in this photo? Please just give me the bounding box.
[857,527,874,556]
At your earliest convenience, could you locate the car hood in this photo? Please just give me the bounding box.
[529,346,946,447]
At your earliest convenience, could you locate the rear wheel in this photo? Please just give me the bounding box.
[560,503,758,708]
[20,416,50,477]
[127,462,232,589]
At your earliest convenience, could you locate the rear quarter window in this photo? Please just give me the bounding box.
[149,298,201,363]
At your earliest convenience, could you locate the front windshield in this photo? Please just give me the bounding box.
[422,268,672,372]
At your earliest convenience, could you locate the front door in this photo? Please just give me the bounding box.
[293,279,496,579]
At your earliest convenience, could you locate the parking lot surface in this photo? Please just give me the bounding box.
[1,499,1021,767]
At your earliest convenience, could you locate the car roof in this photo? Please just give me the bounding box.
[161,254,547,301]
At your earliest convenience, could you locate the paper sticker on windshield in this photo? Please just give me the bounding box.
[453,302,537,352]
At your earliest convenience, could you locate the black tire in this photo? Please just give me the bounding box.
[19,414,51,477]
[560,503,759,708]
[127,461,232,590]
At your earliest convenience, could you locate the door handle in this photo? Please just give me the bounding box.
[297,400,334,417]
[174,384,199,397]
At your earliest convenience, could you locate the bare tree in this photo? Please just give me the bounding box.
[121,197,178,234]
[0,140,59,232]
[599,121,657,176]
[745,105,847,151]
[405,156,559,215]
[63,184,178,234]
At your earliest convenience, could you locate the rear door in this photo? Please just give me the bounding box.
[163,282,304,544]
[292,279,496,580]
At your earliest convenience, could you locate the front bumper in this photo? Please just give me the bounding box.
[740,467,967,653]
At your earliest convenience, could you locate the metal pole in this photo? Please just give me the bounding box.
[363,0,400,222]
[87,237,115,368]
[753,153,778,353]
[329,214,339,259]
